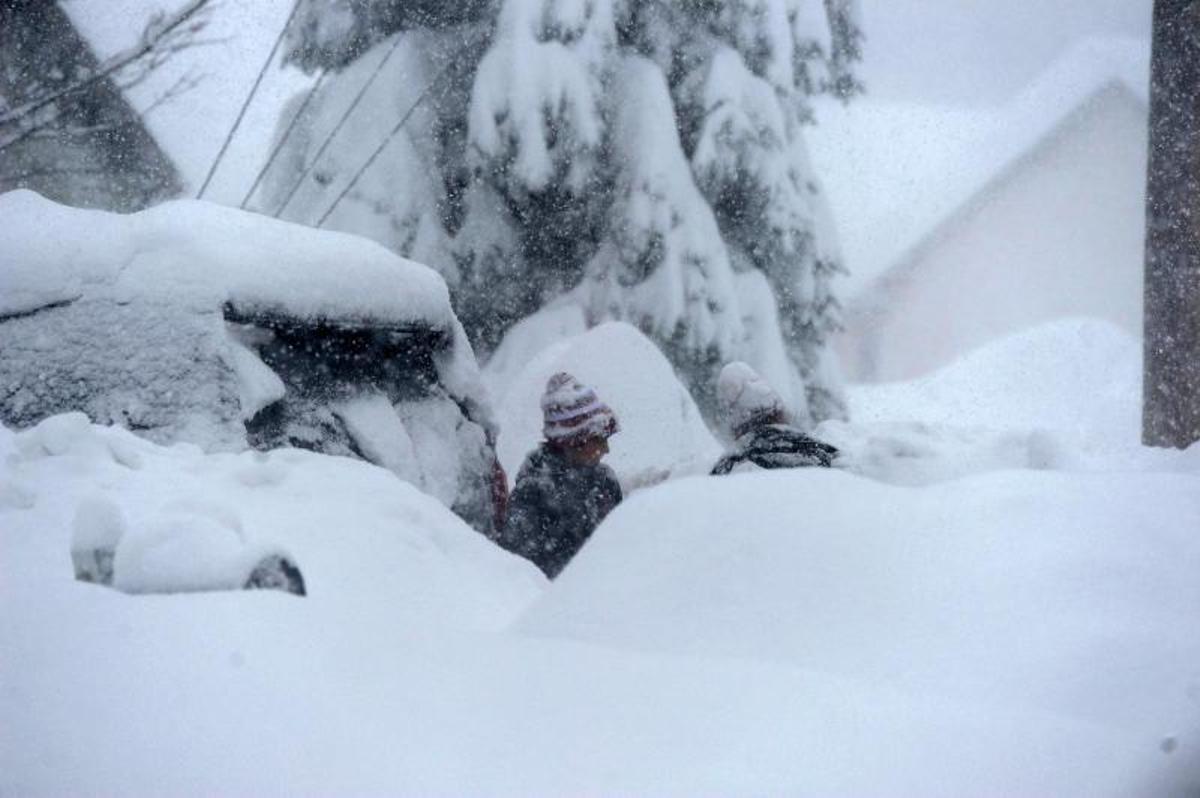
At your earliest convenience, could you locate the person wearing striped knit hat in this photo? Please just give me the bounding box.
[498,372,622,578]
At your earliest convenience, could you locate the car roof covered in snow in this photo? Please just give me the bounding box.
[0,190,455,331]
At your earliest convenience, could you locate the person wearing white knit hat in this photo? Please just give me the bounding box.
[498,373,622,578]
[712,361,839,475]
[716,361,788,439]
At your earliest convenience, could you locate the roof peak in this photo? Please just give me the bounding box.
[808,34,1150,299]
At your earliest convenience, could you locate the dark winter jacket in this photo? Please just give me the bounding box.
[711,423,839,475]
[499,443,623,578]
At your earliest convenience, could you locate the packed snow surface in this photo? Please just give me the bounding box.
[0,189,452,326]
[3,317,1198,795]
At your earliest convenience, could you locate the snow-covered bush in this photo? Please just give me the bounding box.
[266,0,863,427]
[0,190,500,533]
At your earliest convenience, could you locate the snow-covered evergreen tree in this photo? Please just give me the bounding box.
[264,0,862,426]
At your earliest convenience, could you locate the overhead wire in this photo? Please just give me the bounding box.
[238,68,328,210]
[196,0,303,199]
[313,56,458,229]
[270,32,408,219]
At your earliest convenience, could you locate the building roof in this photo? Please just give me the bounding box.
[808,37,1151,299]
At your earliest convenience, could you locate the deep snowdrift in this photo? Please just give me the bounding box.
[519,468,1198,735]
[0,416,542,626]
[5,412,1196,795]
[3,316,1199,795]
[817,318,1199,485]
[848,317,1141,437]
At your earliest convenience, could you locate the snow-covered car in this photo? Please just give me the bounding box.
[0,190,503,535]
[70,489,307,597]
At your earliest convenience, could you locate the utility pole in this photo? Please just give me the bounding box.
[1143,0,1200,448]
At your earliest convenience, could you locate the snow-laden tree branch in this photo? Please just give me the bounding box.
[263,0,864,426]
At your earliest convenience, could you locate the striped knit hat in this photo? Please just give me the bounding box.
[541,372,618,445]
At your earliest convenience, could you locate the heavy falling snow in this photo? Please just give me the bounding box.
[1,0,1197,796]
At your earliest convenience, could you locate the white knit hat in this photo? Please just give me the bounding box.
[541,372,618,444]
[717,361,786,437]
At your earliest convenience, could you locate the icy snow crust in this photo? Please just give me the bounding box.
[3,318,1199,794]
[0,189,453,325]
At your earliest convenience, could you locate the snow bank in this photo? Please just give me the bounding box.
[813,318,1164,484]
[492,321,720,491]
[4,409,1199,793]
[518,467,1200,787]
[5,414,542,624]
[849,318,1141,437]
[0,189,452,326]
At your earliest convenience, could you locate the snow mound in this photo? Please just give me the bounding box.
[493,321,720,491]
[816,319,1200,484]
[71,496,127,555]
[5,419,1199,792]
[0,189,452,327]
[519,468,1200,746]
[850,318,1141,439]
[482,303,588,401]
[5,415,542,626]
[112,512,267,595]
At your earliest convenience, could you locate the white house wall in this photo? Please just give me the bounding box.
[838,83,1148,383]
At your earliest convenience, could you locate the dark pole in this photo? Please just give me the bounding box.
[1143,0,1200,448]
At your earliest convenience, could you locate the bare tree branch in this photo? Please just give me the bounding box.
[0,165,113,182]
[0,0,214,129]
[138,70,205,118]
[0,105,59,151]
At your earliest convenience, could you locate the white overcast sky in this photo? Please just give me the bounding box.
[857,0,1151,104]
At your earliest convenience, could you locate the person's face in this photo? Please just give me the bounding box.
[565,435,609,466]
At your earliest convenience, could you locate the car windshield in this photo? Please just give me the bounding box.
[224,303,446,404]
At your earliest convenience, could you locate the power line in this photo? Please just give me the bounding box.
[314,57,456,229]
[270,33,407,219]
[196,0,303,199]
[238,68,328,209]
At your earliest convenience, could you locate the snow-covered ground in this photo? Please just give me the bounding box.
[3,318,1198,795]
